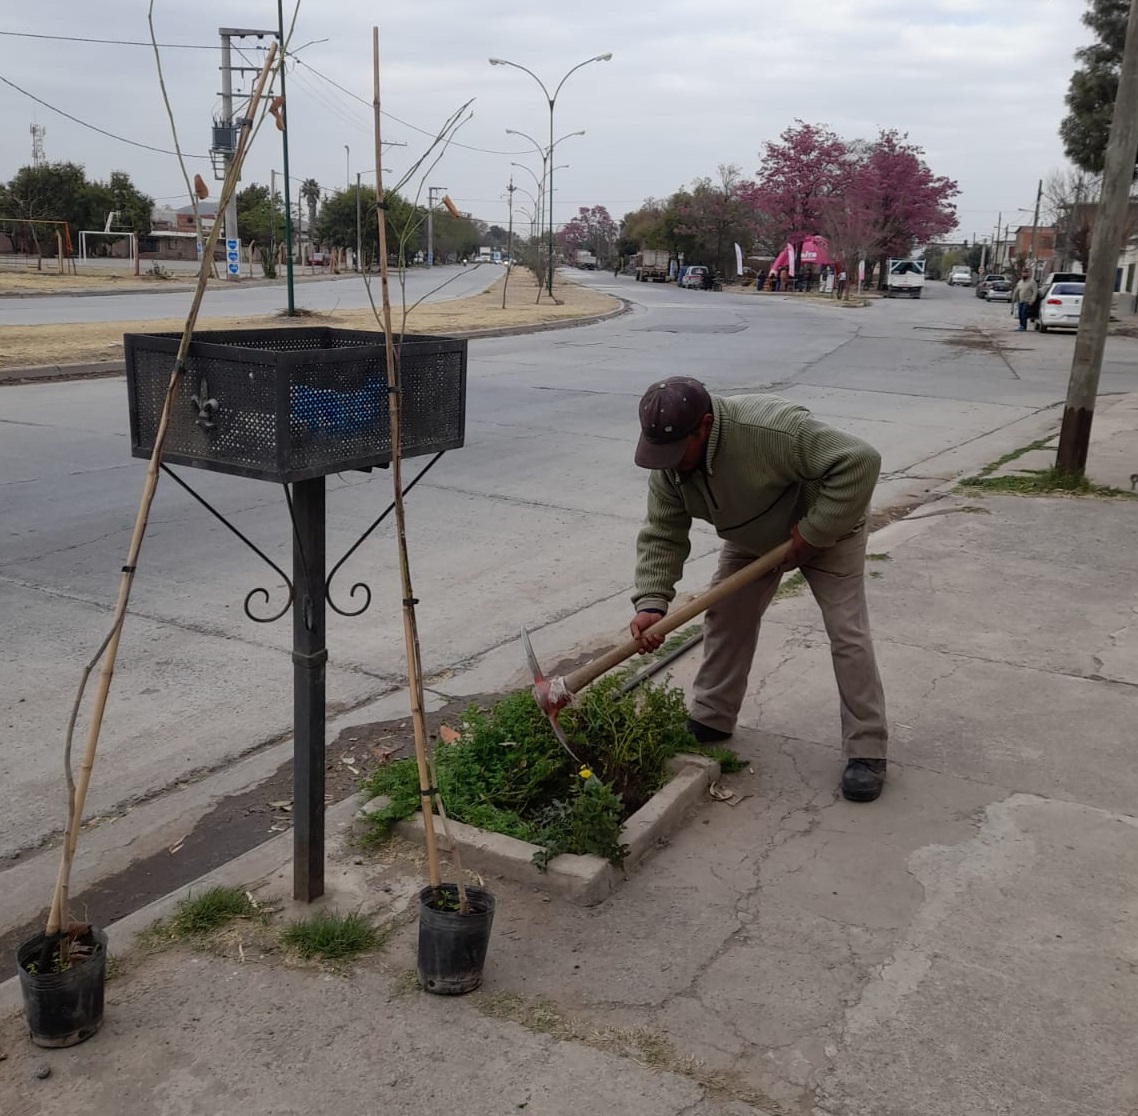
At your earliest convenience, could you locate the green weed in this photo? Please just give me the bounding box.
[170,886,262,938]
[958,467,1133,497]
[361,676,698,868]
[280,909,383,962]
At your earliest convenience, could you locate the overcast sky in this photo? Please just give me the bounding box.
[0,1,1094,243]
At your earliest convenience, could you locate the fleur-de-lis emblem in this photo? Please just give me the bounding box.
[190,377,219,431]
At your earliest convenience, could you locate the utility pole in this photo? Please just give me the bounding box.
[1057,0,1138,476]
[1028,178,1042,276]
[427,185,446,267]
[994,211,1002,269]
[503,177,516,309]
[217,26,275,283]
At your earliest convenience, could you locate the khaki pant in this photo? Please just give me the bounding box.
[688,526,888,759]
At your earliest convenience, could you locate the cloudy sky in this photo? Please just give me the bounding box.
[0,1,1094,243]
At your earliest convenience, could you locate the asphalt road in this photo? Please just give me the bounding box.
[3,275,1136,931]
[0,262,499,325]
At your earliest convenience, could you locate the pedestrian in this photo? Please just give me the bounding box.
[1012,269,1038,331]
[629,376,889,802]
[837,269,848,298]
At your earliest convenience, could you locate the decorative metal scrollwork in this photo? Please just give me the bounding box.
[324,451,443,617]
[160,465,293,623]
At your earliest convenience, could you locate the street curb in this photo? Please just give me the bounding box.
[0,791,368,1019]
[0,360,126,384]
[0,298,631,385]
[393,754,720,907]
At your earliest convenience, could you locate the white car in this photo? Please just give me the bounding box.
[1035,282,1084,332]
[945,265,973,287]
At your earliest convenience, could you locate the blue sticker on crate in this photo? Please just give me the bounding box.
[290,379,383,438]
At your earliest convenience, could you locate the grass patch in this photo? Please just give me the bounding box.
[361,675,729,868]
[867,552,892,561]
[280,909,383,962]
[958,467,1133,497]
[136,885,266,951]
[967,436,1054,479]
[171,885,262,938]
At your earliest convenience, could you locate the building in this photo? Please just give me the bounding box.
[142,203,220,261]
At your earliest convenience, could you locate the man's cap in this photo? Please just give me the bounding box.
[635,376,712,469]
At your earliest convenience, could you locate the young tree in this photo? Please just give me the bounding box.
[1060,0,1130,174]
[751,121,849,253]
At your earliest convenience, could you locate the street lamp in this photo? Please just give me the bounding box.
[490,53,612,295]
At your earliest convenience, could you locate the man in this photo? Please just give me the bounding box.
[1012,270,1038,331]
[630,377,889,802]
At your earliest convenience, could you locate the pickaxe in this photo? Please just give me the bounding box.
[522,539,792,750]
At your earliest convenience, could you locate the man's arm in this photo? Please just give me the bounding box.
[790,416,881,548]
[632,471,693,614]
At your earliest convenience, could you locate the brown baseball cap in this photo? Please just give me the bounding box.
[635,376,712,469]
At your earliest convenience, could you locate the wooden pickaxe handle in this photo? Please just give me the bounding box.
[563,539,793,696]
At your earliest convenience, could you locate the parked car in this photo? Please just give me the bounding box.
[1030,271,1085,319]
[946,265,973,287]
[1035,282,1085,332]
[975,273,1007,299]
[680,265,709,289]
[984,279,1013,303]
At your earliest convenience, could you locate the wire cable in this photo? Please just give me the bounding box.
[0,71,208,158]
[0,29,217,49]
[291,56,531,157]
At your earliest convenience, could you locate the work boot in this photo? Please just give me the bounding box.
[841,758,887,802]
[685,717,732,744]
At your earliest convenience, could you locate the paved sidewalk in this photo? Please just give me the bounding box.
[2,396,1136,1116]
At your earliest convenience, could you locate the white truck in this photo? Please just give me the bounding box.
[573,249,598,270]
[884,258,925,298]
[635,248,670,283]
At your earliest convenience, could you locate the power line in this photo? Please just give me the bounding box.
[292,56,531,158]
[0,71,208,158]
[0,29,217,49]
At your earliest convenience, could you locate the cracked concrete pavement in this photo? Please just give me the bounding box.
[3,392,1136,1115]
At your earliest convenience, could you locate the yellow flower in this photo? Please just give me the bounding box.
[578,766,592,780]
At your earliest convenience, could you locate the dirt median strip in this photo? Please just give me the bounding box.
[0,271,621,371]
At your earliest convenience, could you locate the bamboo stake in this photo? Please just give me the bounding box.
[43,45,280,954]
[371,26,444,897]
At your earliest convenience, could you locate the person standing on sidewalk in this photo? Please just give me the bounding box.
[1012,270,1038,331]
[629,377,889,802]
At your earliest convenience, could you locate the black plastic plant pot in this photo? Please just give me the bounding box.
[17,928,108,1048]
[417,884,496,996]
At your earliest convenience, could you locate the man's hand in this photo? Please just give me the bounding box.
[630,610,666,654]
[781,522,824,572]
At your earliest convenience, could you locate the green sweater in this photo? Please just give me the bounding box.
[633,394,881,613]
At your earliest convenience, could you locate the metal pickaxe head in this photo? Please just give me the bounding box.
[520,627,581,765]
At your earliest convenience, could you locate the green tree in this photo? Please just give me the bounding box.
[1060,0,1130,173]
[318,187,421,269]
[236,183,284,277]
[0,162,152,261]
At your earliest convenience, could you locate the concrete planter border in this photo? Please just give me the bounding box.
[392,753,720,906]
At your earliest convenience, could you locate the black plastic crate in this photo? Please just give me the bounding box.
[125,327,467,483]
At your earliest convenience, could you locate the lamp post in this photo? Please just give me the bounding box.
[506,127,583,292]
[490,53,612,295]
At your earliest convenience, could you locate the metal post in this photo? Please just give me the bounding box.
[1028,178,1042,276]
[427,185,446,267]
[356,172,362,272]
[547,102,555,296]
[291,477,326,901]
[277,0,295,314]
